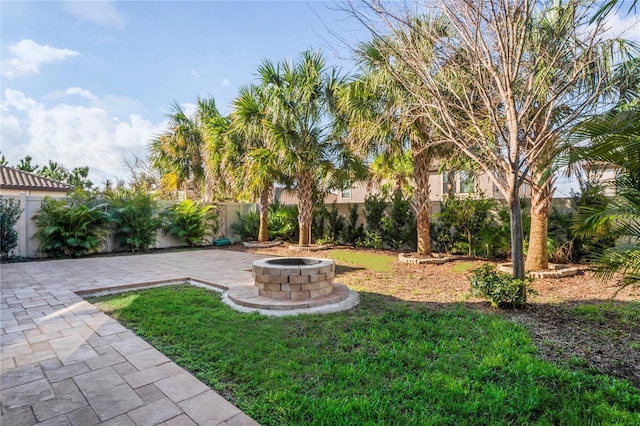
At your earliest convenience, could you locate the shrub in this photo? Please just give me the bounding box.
[363,195,387,239]
[268,202,298,241]
[312,205,327,242]
[469,263,536,309]
[342,204,364,246]
[108,190,162,252]
[0,197,23,262]
[232,202,299,242]
[232,207,260,241]
[382,193,415,249]
[32,194,112,257]
[435,194,496,256]
[324,204,345,244]
[162,200,218,247]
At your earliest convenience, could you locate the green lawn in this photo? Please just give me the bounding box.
[90,285,640,425]
[325,249,397,272]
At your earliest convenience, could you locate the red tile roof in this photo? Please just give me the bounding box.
[0,166,71,192]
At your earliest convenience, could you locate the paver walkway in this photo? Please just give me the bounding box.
[1,249,267,426]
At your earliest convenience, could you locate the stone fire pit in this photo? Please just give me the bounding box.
[225,257,357,314]
[252,257,335,300]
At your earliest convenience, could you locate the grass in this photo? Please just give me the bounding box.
[90,285,640,426]
[326,249,396,272]
[571,302,640,325]
[450,262,476,273]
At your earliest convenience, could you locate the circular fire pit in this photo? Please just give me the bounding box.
[252,257,335,300]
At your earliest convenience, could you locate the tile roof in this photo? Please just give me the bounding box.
[0,166,71,192]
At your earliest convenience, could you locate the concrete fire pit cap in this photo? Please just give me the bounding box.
[253,257,334,274]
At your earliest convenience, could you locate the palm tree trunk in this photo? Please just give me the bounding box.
[258,186,271,242]
[297,171,313,246]
[412,144,432,256]
[525,179,552,271]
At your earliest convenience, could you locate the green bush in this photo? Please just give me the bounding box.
[232,202,299,242]
[324,204,345,244]
[108,190,162,252]
[268,202,298,241]
[232,207,260,241]
[435,194,496,256]
[312,205,327,242]
[162,200,218,247]
[363,195,387,242]
[32,193,112,257]
[469,263,536,309]
[342,204,364,246]
[382,193,416,250]
[0,197,23,262]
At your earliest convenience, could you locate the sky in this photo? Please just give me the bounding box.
[1,1,639,193]
[0,1,366,184]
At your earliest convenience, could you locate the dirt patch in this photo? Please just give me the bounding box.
[225,244,640,388]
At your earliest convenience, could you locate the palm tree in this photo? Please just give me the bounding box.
[39,160,69,182]
[230,84,283,242]
[257,50,362,246]
[149,101,206,199]
[521,3,633,272]
[16,156,38,173]
[571,106,640,290]
[338,30,450,257]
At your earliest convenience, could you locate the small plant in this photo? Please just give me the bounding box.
[108,190,162,252]
[162,200,218,247]
[469,263,536,309]
[32,193,112,257]
[0,197,23,262]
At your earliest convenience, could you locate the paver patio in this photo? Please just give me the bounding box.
[1,249,267,425]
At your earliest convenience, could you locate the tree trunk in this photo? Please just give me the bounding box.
[297,171,313,246]
[525,179,552,271]
[447,171,456,197]
[508,183,525,280]
[412,144,432,256]
[257,186,272,243]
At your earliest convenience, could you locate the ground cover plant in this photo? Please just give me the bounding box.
[91,285,640,425]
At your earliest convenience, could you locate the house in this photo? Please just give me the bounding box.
[271,169,532,225]
[582,161,620,196]
[1,166,71,259]
[0,166,71,196]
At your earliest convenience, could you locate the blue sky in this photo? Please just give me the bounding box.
[1,1,365,183]
[1,1,638,193]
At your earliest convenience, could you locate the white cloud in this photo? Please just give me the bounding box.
[60,1,126,28]
[1,89,165,184]
[222,78,231,87]
[191,68,200,78]
[604,11,640,43]
[66,87,99,101]
[2,39,79,79]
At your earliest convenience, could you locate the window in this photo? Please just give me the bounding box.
[341,188,351,199]
[459,173,476,193]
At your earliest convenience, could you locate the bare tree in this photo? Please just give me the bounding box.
[343,0,625,278]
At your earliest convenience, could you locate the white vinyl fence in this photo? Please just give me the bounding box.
[4,193,576,259]
[4,194,255,259]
